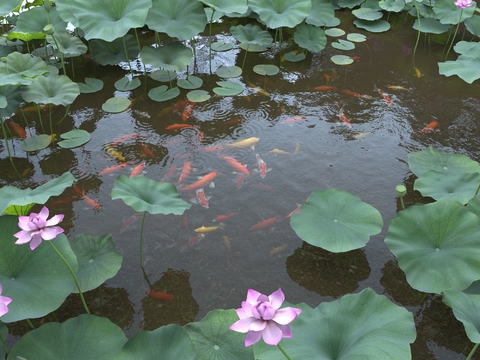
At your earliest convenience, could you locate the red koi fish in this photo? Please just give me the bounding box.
[195,188,210,208]
[182,102,196,121]
[112,133,144,146]
[338,106,351,127]
[175,161,192,185]
[146,290,175,302]
[6,120,27,138]
[120,213,142,232]
[213,212,236,222]
[165,124,195,130]
[140,144,155,158]
[340,89,373,99]
[182,234,205,250]
[178,171,217,192]
[323,73,330,85]
[236,172,244,190]
[173,99,189,112]
[374,85,391,106]
[72,184,101,209]
[249,217,278,231]
[99,162,129,175]
[130,163,145,178]
[418,121,439,133]
[255,154,267,178]
[219,154,250,175]
[351,55,360,62]
[309,85,335,92]
[282,116,306,124]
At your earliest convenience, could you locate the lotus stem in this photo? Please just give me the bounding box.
[26,318,35,329]
[445,10,463,60]
[363,42,372,68]
[49,33,67,75]
[57,104,70,124]
[412,0,421,67]
[467,343,480,360]
[241,44,249,69]
[122,36,134,76]
[0,333,8,354]
[277,343,293,360]
[48,104,54,138]
[0,120,22,180]
[209,9,215,74]
[474,183,480,197]
[134,28,147,77]
[70,60,75,81]
[37,105,45,133]
[139,210,147,268]
[192,38,197,64]
[47,241,90,314]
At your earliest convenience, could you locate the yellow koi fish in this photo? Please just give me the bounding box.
[225,137,259,148]
[105,144,125,162]
[222,235,231,251]
[414,67,423,78]
[270,244,287,256]
[387,85,410,91]
[194,225,221,234]
[270,148,290,155]
[247,82,269,97]
[354,132,371,139]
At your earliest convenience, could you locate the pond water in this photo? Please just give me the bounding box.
[2,12,480,359]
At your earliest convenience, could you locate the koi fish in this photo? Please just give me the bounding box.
[72,184,101,209]
[213,213,236,222]
[146,290,175,302]
[282,116,306,124]
[173,99,189,112]
[182,234,205,249]
[99,162,129,175]
[166,123,195,131]
[255,154,267,178]
[19,103,54,113]
[236,172,244,189]
[323,73,330,85]
[175,161,192,185]
[225,117,246,126]
[158,105,174,117]
[140,144,155,158]
[181,102,196,121]
[6,120,27,138]
[225,137,259,148]
[293,142,300,155]
[120,213,142,232]
[161,164,177,182]
[194,225,221,234]
[338,106,352,127]
[178,171,217,192]
[220,154,250,175]
[130,163,145,178]
[50,197,77,207]
[350,55,360,61]
[286,204,302,218]
[270,148,290,155]
[374,85,391,106]
[340,89,373,99]
[388,85,410,91]
[248,82,269,97]
[112,133,144,146]
[195,188,210,208]
[222,235,231,251]
[105,144,125,162]
[354,132,371,139]
[414,67,423,78]
[270,244,287,256]
[200,145,223,153]
[309,85,335,92]
[253,183,275,192]
[331,70,337,82]
[417,121,439,133]
[248,217,277,231]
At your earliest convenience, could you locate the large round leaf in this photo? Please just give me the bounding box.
[408,146,480,177]
[111,175,191,215]
[57,129,92,149]
[0,0,22,16]
[352,8,384,20]
[89,35,139,66]
[141,42,192,72]
[69,0,152,41]
[200,0,248,14]
[113,324,196,360]
[0,85,22,118]
[384,200,480,294]
[354,19,391,33]
[3,52,48,78]
[248,0,312,29]
[145,0,206,40]
[443,290,480,343]
[22,74,80,106]
[413,18,450,34]
[21,134,52,152]
[69,233,122,293]
[230,24,273,47]
[114,77,141,91]
[177,75,203,90]
[465,15,480,36]
[253,289,416,359]
[438,41,480,84]
[331,39,355,50]
[211,41,234,51]
[47,31,88,58]
[150,70,177,82]
[306,0,335,27]
[15,7,67,35]
[283,51,306,62]
[213,81,244,96]
[183,309,254,360]
[253,64,279,76]
[148,86,180,102]
[8,314,127,359]
[216,66,242,78]
[433,0,476,24]
[294,23,327,53]
[290,189,383,253]
[0,215,77,322]
[187,90,210,102]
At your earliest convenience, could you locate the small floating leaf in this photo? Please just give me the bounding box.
[239,43,268,52]
[330,55,354,65]
[21,134,52,152]
[347,33,367,42]
[354,19,391,32]
[213,81,244,96]
[177,75,203,89]
[114,77,141,91]
[150,69,177,82]
[352,8,383,20]
[331,39,355,50]
[102,97,131,113]
[324,28,345,37]
[211,41,234,51]
[57,130,91,149]
[148,86,180,102]
[379,0,406,12]
[77,78,104,94]
[216,66,242,78]
[253,64,280,76]
[283,51,306,62]
[413,18,450,34]
[186,90,210,102]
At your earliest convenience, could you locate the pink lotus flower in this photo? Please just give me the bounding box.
[14,206,64,250]
[0,284,12,317]
[230,288,302,347]
[454,0,473,8]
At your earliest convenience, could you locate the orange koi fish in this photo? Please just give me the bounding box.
[236,172,244,190]
[6,120,27,138]
[350,55,360,62]
[200,145,223,153]
[309,85,335,92]
[213,212,236,222]
[225,117,246,126]
[282,116,306,124]
[338,106,351,127]
[50,197,77,207]
[140,144,155,158]
[331,70,337,82]
[249,216,278,231]
[72,184,101,209]
[173,99,189,112]
[255,154,267,178]
[112,133,144,146]
[374,85,391,106]
[220,154,250,175]
[323,73,330,85]
[340,89,373,99]
[130,163,145,178]
[165,123,195,131]
[182,102,196,121]
[146,290,175,302]
[99,162,129,175]
[161,164,177,182]
[285,204,301,218]
[175,161,192,185]
[182,234,205,250]
[417,121,439,133]
[195,188,210,209]
[178,171,217,192]
[270,244,287,256]
[120,213,142,232]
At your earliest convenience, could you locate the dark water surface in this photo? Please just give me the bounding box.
[2,13,480,359]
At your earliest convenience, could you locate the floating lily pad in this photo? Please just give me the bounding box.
[114,77,141,91]
[216,66,242,78]
[290,189,383,252]
[438,41,480,84]
[433,0,476,24]
[283,51,306,62]
[306,0,336,27]
[324,28,346,37]
[89,35,139,66]
[150,70,177,82]
[331,55,354,65]
[413,18,450,34]
[294,23,327,53]
[20,134,52,152]
[141,42,193,72]
[230,23,273,47]
[57,130,91,149]
[77,78,104,94]
[102,97,131,113]
[213,81,244,96]
[379,0,406,12]
[186,90,211,102]
[352,8,384,20]
[239,43,268,52]
[248,0,312,29]
[354,19,391,33]
[211,41,234,51]
[177,76,203,89]
[148,86,180,102]
[331,39,355,50]
[253,64,279,76]
[22,74,80,106]
[347,33,367,42]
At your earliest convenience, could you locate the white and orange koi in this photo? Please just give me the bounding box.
[195,188,210,209]
[338,106,352,127]
[182,234,205,250]
[374,85,391,106]
[255,154,267,178]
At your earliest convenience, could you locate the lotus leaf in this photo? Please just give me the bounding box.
[0,0,22,16]
[102,97,131,113]
[211,41,234,51]
[55,0,77,26]
[46,31,88,58]
[111,175,191,215]
[253,64,279,76]
[361,0,383,10]
[184,309,254,360]
[379,0,406,12]
[230,24,273,47]
[290,189,383,253]
[438,41,480,84]
[213,81,244,96]
[413,18,450,34]
[69,0,152,42]
[141,42,192,72]
[294,23,327,53]
[216,66,242,78]
[465,15,480,36]
[347,33,367,42]
[331,39,355,50]
[324,28,346,37]
[8,314,128,359]
[69,233,122,293]
[331,55,354,65]
[0,95,6,109]
[200,0,248,14]
[248,0,312,29]
[443,290,480,343]
[145,0,206,40]
[283,51,306,62]
[22,74,80,106]
[204,7,225,22]
[433,0,476,24]
[113,324,195,360]
[3,52,48,78]
[15,7,67,35]
[0,215,77,322]
[77,78,104,94]
[150,70,177,82]
[326,17,341,27]
[466,194,480,222]
[339,0,365,8]
[407,145,480,177]
[6,31,46,42]
[89,35,139,66]
[353,8,384,20]
[385,200,480,294]
[21,134,52,152]
[306,0,336,27]
[239,43,268,52]
[187,90,211,102]
[177,76,203,89]
[114,77,141,91]
[57,130,91,149]
[3,204,35,216]
[354,19,391,32]
[253,289,416,359]
[148,86,180,102]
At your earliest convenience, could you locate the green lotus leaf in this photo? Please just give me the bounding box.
[15,7,67,35]
[216,66,242,78]
[77,78,104,94]
[0,95,6,109]
[354,19,391,32]
[148,86,180,102]
[379,0,406,12]
[184,309,254,360]
[443,290,480,343]
[46,30,88,58]
[102,97,131,113]
[0,72,34,86]
[290,189,383,252]
[230,24,273,47]
[326,17,341,27]
[465,15,480,36]
[177,75,203,89]
[466,194,480,222]
[0,172,75,214]
[89,35,139,66]
[211,41,234,51]
[0,215,77,322]
[330,54,354,65]
[414,170,480,204]
[433,0,476,24]
[248,0,312,29]
[331,39,355,50]
[3,51,48,77]
[283,51,306,62]
[3,203,35,216]
[324,28,345,37]
[69,0,152,41]
[69,233,122,293]
[200,0,248,14]
[353,8,384,20]
[141,42,192,72]
[294,23,327,53]
[111,175,191,215]
[113,324,195,360]
[407,146,480,177]
[306,0,335,27]
[213,81,244,96]
[55,0,78,26]
[187,90,211,102]
[438,42,480,84]
[339,0,365,8]
[239,43,268,52]
[413,18,450,34]
[8,314,127,359]
[385,200,480,294]
[253,64,279,76]
[145,0,206,40]
[204,7,225,22]
[150,70,177,82]
[253,289,416,359]
[0,0,22,16]
[21,134,52,152]
[6,31,46,41]
[347,33,367,42]
[0,84,23,117]
[22,74,80,106]
[57,130,91,149]
[114,77,141,91]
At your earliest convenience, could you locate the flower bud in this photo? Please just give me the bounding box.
[43,24,54,35]
[44,0,51,12]
[0,57,7,63]
[396,184,407,197]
